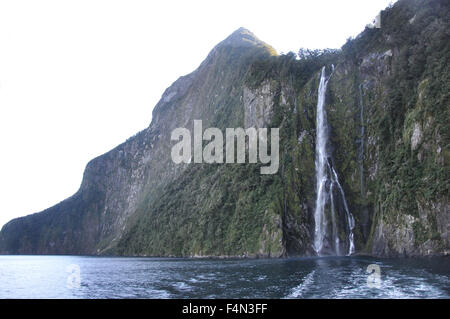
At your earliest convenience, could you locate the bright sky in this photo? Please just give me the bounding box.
[0,0,395,229]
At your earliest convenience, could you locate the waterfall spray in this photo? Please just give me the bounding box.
[313,66,355,256]
[313,67,330,255]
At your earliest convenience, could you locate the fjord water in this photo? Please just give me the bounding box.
[0,256,448,298]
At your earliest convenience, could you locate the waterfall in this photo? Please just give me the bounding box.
[313,66,355,256]
[329,182,340,255]
[330,165,355,255]
[313,67,330,255]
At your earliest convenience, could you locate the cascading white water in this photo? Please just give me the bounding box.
[330,165,355,255]
[313,67,330,255]
[313,66,355,256]
[329,182,340,255]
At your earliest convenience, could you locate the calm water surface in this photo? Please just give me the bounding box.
[0,255,448,298]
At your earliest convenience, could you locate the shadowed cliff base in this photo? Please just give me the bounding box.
[1,0,449,258]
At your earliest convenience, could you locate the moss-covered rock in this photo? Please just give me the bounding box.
[1,0,448,258]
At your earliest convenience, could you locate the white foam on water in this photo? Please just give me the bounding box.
[174,281,192,291]
[287,271,316,298]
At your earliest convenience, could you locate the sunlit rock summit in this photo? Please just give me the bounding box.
[1,0,448,258]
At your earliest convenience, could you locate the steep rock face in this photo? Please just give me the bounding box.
[0,0,448,257]
[0,28,280,255]
[113,38,287,257]
[243,80,277,129]
[324,0,449,256]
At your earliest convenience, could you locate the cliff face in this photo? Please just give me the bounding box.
[0,28,284,256]
[1,0,448,257]
[325,0,449,257]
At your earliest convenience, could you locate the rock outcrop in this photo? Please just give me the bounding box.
[0,0,448,257]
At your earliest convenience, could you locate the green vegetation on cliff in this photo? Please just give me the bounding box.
[1,0,448,257]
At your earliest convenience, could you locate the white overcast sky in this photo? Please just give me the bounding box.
[0,0,395,229]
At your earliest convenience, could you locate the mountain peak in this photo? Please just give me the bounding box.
[231,27,256,38]
[217,27,277,55]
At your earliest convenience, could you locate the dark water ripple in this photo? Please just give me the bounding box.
[0,255,448,298]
